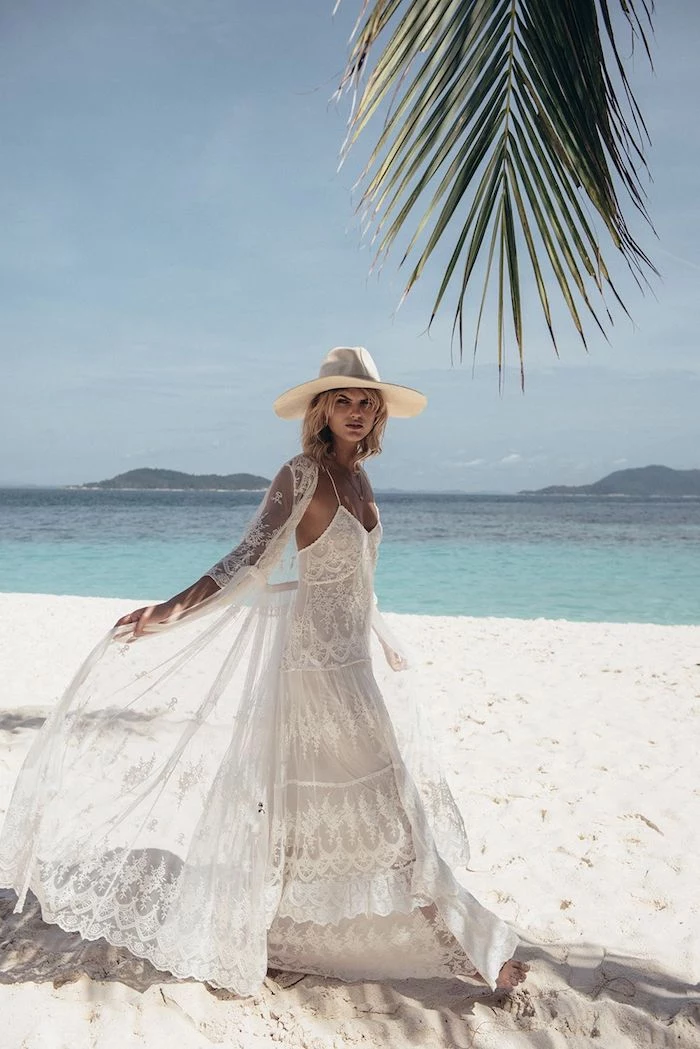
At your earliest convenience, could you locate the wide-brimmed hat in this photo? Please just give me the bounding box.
[273,347,427,420]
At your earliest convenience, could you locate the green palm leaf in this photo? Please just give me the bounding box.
[338,0,656,383]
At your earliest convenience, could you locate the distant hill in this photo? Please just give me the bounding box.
[522,465,700,497]
[79,468,270,491]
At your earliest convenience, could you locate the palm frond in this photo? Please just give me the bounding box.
[338,0,656,383]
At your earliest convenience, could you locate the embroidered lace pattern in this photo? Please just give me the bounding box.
[205,454,320,589]
[281,506,379,671]
[0,452,519,995]
[268,907,480,982]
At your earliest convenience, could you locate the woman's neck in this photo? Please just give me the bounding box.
[330,441,359,471]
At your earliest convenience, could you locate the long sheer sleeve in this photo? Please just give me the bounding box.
[205,457,317,590]
[107,456,319,640]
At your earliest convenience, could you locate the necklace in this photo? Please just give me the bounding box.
[347,468,364,503]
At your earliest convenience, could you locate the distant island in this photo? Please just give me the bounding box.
[521,465,700,497]
[78,468,270,491]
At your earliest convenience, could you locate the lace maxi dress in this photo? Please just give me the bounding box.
[0,454,517,993]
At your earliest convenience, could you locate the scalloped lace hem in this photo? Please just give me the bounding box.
[4,867,514,994]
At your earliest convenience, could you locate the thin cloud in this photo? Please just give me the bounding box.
[657,247,700,272]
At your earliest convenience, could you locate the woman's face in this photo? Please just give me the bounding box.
[326,388,378,445]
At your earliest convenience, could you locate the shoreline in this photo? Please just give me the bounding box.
[2,590,699,629]
[1,592,698,1047]
[6,485,700,499]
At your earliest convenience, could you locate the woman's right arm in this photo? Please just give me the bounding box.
[114,574,221,636]
[114,460,303,637]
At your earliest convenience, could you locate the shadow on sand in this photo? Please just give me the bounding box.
[1,891,698,1047]
[0,712,48,735]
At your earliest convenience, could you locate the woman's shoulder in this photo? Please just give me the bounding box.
[284,452,318,474]
[274,454,320,493]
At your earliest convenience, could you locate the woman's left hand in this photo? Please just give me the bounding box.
[381,640,408,672]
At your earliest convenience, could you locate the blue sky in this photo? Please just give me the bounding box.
[1,1,698,491]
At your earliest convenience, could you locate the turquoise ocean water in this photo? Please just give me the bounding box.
[1,487,699,624]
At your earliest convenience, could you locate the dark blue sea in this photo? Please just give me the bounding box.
[1,488,699,623]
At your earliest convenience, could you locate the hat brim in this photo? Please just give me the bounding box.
[273,376,427,420]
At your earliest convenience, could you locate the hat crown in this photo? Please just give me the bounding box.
[319,347,381,384]
[273,345,426,419]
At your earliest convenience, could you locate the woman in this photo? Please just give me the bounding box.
[0,347,527,995]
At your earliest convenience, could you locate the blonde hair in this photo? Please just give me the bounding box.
[302,388,388,468]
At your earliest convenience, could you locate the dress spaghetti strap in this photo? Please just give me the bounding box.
[325,467,341,507]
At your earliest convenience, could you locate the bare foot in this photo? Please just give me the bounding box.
[496,959,530,991]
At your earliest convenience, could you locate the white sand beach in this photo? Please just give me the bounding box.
[1,592,698,1048]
